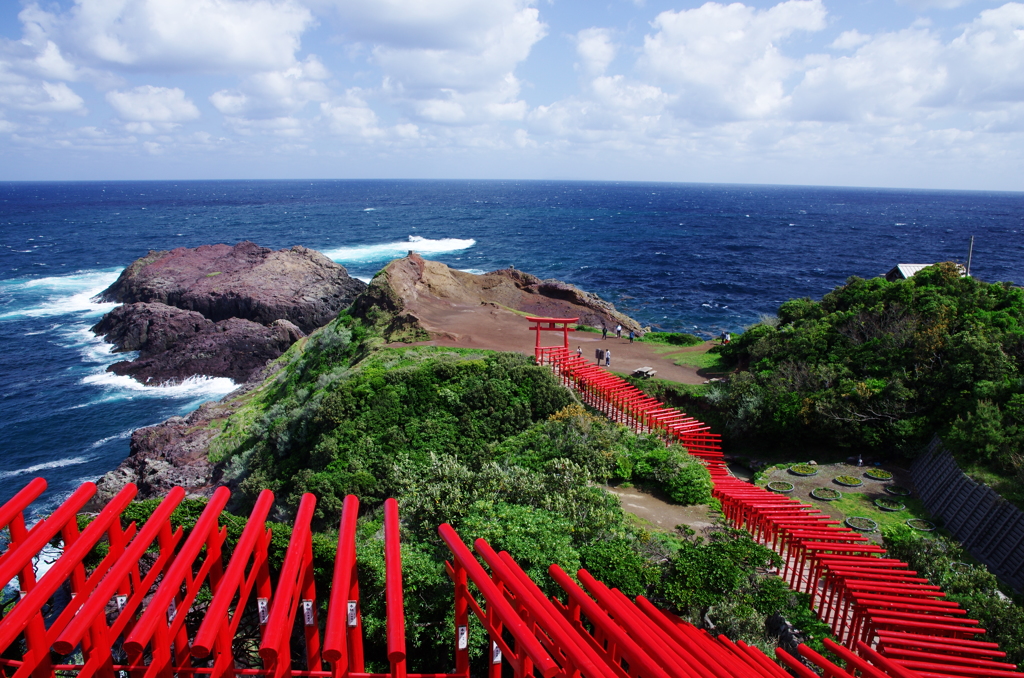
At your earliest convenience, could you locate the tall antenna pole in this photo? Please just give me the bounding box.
[966,235,974,277]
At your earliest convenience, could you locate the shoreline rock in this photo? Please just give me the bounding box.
[93,241,366,385]
[100,241,366,333]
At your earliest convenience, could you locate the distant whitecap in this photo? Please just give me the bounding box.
[0,457,90,481]
[323,236,476,263]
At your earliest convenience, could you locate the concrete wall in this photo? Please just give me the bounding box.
[911,437,1024,592]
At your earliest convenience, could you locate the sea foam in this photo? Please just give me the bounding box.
[0,269,121,320]
[82,372,238,398]
[322,235,475,264]
[0,457,90,481]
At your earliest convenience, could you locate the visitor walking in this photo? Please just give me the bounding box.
[628,330,634,343]
[602,325,608,340]
[724,331,731,344]
[605,349,611,367]
[615,324,622,339]
[720,331,727,344]
[576,346,582,359]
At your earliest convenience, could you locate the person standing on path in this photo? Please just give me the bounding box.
[577,346,582,359]
[615,324,622,339]
[605,349,611,367]
[628,330,634,344]
[602,325,608,340]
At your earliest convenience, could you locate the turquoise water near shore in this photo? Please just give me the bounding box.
[2,179,1022,511]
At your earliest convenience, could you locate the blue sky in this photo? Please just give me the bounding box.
[1,0,1023,190]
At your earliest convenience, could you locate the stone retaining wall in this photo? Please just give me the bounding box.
[911,436,1024,592]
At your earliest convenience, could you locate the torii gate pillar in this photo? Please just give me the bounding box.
[526,316,578,364]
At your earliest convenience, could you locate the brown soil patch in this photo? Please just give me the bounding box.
[606,486,716,533]
[391,297,706,384]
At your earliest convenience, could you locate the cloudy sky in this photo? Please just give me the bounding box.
[2,0,1024,189]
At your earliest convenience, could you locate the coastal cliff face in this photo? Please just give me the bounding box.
[92,242,365,385]
[93,303,305,384]
[100,241,366,333]
[93,252,644,504]
[352,252,644,341]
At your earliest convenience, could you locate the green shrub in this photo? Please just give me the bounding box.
[642,332,705,347]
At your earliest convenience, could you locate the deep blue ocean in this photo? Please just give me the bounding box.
[2,180,1022,514]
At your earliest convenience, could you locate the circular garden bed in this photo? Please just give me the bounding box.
[767,481,795,493]
[811,487,842,501]
[884,485,912,497]
[846,516,877,533]
[789,464,818,477]
[864,468,893,481]
[906,518,935,532]
[874,498,906,512]
[833,475,863,487]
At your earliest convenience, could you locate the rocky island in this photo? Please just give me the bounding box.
[92,241,367,385]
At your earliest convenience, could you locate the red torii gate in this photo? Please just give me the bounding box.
[0,478,961,678]
[526,316,577,364]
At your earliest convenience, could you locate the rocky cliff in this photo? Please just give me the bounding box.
[352,253,644,341]
[93,242,365,385]
[93,252,644,503]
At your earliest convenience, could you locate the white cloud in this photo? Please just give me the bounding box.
[24,0,313,73]
[830,30,871,50]
[948,4,1024,105]
[576,28,616,76]
[896,0,974,8]
[792,29,948,123]
[106,85,200,122]
[328,0,546,124]
[210,56,331,118]
[641,0,827,121]
[0,70,85,112]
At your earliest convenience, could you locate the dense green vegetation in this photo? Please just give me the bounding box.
[713,263,1024,477]
[884,525,1024,669]
[640,331,705,347]
[185,311,827,670]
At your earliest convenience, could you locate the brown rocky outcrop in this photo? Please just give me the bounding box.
[93,302,304,384]
[100,241,366,333]
[352,252,643,341]
[93,242,364,386]
[90,398,241,507]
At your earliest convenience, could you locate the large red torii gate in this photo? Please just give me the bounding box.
[525,317,577,364]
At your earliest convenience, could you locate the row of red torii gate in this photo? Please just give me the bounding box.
[0,318,1017,678]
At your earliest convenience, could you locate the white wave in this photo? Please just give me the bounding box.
[0,269,121,320]
[0,457,90,481]
[355,276,373,284]
[363,208,376,211]
[82,371,237,398]
[458,268,487,275]
[322,235,475,263]
[89,429,135,448]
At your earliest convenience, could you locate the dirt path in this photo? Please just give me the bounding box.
[393,296,707,384]
[605,486,716,533]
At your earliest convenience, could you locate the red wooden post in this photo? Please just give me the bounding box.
[384,498,407,678]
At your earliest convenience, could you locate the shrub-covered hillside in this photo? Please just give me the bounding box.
[714,263,1024,470]
[191,312,826,671]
